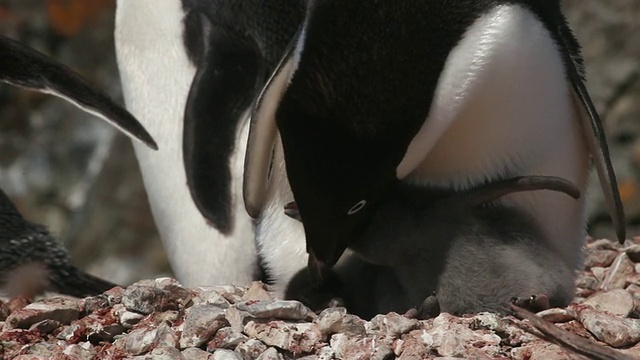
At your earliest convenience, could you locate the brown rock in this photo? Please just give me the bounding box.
[28,319,62,334]
[235,300,313,321]
[330,333,374,360]
[583,289,634,317]
[207,327,248,351]
[63,343,97,360]
[255,347,282,360]
[600,253,635,290]
[235,338,268,360]
[4,297,80,330]
[244,320,322,356]
[369,312,419,337]
[584,249,619,268]
[511,341,586,360]
[121,285,178,315]
[182,347,215,360]
[536,308,575,323]
[242,282,273,302]
[624,244,640,262]
[179,305,228,348]
[314,308,366,338]
[570,304,640,347]
[212,349,243,360]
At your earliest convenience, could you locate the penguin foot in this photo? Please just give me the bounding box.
[404,294,441,320]
[510,294,551,312]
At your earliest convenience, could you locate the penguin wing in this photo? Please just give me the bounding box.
[394,5,625,242]
[0,35,156,150]
[243,34,301,219]
[182,14,263,233]
[556,32,626,243]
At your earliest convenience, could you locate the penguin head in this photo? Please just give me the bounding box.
[245,1,472,267]
[270,1,440,267]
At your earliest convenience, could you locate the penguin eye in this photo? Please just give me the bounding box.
[347,200,367,215]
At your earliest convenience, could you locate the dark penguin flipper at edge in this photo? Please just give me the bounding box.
[0,35,157,150]
[464,175,581,207]
[243,30,301,219]
[556,31,626,243]
[183,14,263,233]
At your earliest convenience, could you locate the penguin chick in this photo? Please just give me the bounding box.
[285,175,580,318]
[0,189,116,298]
[350,175,581,316]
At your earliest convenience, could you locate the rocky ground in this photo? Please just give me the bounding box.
[1,236,640,359]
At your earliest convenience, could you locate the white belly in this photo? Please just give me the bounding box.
[115,0,258,286]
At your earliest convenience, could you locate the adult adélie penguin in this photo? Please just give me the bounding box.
[115,0,304,286]
[245,0,626,285]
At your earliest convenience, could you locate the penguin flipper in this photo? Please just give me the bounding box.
[183,14,262,233]
[556,35,626,243]
[0,35,157,150]
[243,35,300,218]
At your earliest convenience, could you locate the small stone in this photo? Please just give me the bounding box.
[575,273,600,290]
[235,300,313,321]
[57,323,85,342]
[624,244,640,262]
[144,346,184,360]
[244,320,322,356]
[113,303,144,328]
[122,285,178,315]
[154,277,194,308]
[317,346,335,360]
[591,267,608,282]
[192,288,231,308]
[370,312,419,337]
[80,295,110,314]
[28,319,62,334]
[242,282,273,302]
[330,333,375,360]
[180,305,228,348]
[235,339,268,360]
[583,289,634,317]
[114,321,178,355]
[226,306,252,334]
[255,347,282,360]
[628,284,640,299]
[426,313,502,357]
[315,307,347,336]
[511,341,581,360]
[585,249,619,268]
[103,286,125,305]
[4,297,80,330]
[587,238,622,250]
[213,349,243,360]
[207,327,248,351]
[601,253,635,290]
[0,300,10,321]
[183,347,215,360]
[570,304,640,347]
[535,308,574,323]
[7,296,31,313]
[63,343,97,360]
[314,309,365,338]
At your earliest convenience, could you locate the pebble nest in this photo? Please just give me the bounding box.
[1,236,640,360]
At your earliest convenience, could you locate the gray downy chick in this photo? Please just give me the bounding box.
[0,189,116,298]
[286,175,580,319]
[350,175,581,317]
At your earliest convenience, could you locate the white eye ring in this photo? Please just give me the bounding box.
[347,200,367,215]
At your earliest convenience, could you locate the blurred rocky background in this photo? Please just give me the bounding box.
[0,0,638,286]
